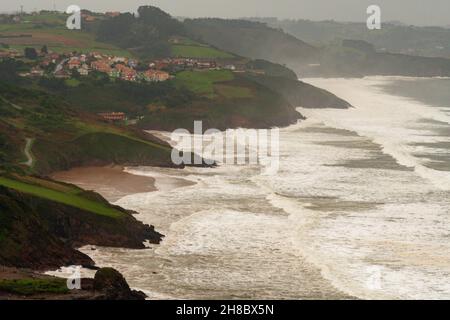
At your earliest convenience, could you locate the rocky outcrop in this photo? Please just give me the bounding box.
[0,266,146,300]
[92,268,146,300]
[0,186,163,271]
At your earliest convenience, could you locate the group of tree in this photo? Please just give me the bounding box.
[96,6,187,58]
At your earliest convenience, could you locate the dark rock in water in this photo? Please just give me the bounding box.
[93,268,146,300]
[0,266,146,300]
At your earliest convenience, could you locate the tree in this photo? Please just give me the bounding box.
[24,47,38,60]
[0,58,23,83]
[41,45,48,54]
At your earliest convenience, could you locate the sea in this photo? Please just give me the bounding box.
[77,76,450,300]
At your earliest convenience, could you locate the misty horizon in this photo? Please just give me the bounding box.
[1,0,450,27]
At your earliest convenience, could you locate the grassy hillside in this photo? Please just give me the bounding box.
[171,44,234,58]
[138,70,303,131]
[0,79,175,175]
[0,278,69,296]
[174,70,235,97]
[0,176,123,218]
[0,20,133,57]
[184,18,319,74]
[0,182,163,270]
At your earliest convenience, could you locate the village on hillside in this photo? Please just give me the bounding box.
[0,46,257,82]
[0,46,265,122]
[0,8,269,123]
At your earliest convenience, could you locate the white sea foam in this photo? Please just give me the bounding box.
[302,77,450,190]
[81,77,450,300]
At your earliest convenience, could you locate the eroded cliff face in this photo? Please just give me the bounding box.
[0,186,163,270]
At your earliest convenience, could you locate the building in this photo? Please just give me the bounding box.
[128,59,138,68]
[154,70,170,81]
[77,67,89,76]
[98,112,126,121]
[112,57,127,63]
[121,70,137,81]
[110,63,137,81]
[152,60,170,70]
[224,64,236,71]
[196,61,217,69]
[105,12,121,17]
[91,60,112,73]
[114,64,131,73]
[81,12,96,21]
[40,59,52,67]
[54,70,70,79]
[0,49,22,59]
[67,58,81,69]
[30,67,44,77]
[143,70,170,82]
[109,69,121,78]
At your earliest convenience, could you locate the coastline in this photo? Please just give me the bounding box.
[44,164,197,298]
[50,165,158,202]
[50,164,196,202]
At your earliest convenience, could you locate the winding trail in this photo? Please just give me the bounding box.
[0,95,22,110]
[21,138,35,167]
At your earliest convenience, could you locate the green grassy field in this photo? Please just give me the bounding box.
[175,70,235,97]
[72,122,172,152]
[171,44,234,58]
[0,24,133,57]
[0,176,124,218]
[22,13,68,25]
[214,84,253,99]
[0,278,69,296]
[64,79,80,87]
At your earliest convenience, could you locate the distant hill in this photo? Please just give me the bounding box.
[250,18,450,59]
[316,40,450,77]
[184,18,319,74]
[185,18,450,78]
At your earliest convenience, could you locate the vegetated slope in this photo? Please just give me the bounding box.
[244,74,352,108]
[184,19,319,72]
[185,18,450,78]
[0,65,167,273]
[96,6,187,59]
[0,179,162,270]
[137,70,303,131]
[0,79,175,175]
[0,14,132,57]
[34,66,307,132]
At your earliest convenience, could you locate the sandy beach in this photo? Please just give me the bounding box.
[50,165,157,202]
[50,165,195,202]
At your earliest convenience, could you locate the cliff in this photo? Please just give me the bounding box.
[0,184,162,270]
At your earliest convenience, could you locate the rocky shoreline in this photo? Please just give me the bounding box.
[0,165,166,300]
[0,266,147,300]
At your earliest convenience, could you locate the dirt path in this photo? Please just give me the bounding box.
[21,138,35,167]
[0,95,22,110]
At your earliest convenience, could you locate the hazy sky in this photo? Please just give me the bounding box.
[2,0,450,26]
